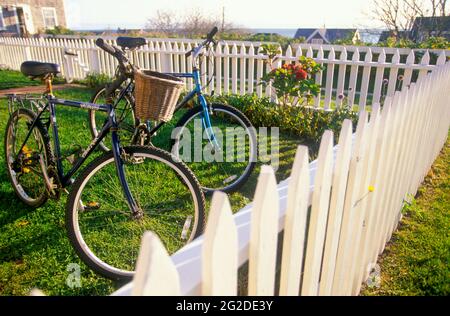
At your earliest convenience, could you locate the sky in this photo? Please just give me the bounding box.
[64,0,382,30]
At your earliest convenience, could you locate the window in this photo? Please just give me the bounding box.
[0,7,5,30]
[42,7,58,29]
[311,38,324,44]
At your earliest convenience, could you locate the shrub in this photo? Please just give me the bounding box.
[260,56,323,107]
[44,26,75,36]
[79,73,112,89]
[208,93,358,144]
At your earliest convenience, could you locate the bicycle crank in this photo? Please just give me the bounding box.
[39,156,60,200]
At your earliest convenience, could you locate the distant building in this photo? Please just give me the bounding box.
[378,16,450,43]
[0,0,67,36]
[411,16,450,41]
[294,28,361,44]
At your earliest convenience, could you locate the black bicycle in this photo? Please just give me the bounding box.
[88,28,258,194]
[4,59,206,281]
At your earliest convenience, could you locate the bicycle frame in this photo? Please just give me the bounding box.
[13,94,141,216]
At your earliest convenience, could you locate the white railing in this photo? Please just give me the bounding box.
[0,36,448,110]
[113,61,450,296]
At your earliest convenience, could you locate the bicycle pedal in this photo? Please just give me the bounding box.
[223,175,238,185]
[85,201,101,211]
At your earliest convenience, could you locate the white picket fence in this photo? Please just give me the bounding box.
[0,36,448,110]
[112,61,450,296]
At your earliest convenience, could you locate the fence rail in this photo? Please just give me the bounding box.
[112,61,450,296]
[1,37,448,110]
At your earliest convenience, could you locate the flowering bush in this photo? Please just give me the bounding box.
[260,56,323,107]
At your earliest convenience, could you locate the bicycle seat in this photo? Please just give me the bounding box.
[20,61,60,78]
[116,37,147,50]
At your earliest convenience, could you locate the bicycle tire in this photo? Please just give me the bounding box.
[65,145,206,281]
[4,108,55,208]
[171,103,258,194]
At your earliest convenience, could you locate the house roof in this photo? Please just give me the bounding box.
[294,28,357,43]
[413,16,450,31]
[294,28,317,39]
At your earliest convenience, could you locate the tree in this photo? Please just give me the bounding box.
[371,0,449,40]
[147,8,239,38]
[181,9,219,37]
[146,10,180,35]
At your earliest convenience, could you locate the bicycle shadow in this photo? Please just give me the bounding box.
[0,189,35,227]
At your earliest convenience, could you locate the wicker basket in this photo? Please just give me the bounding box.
[134,70,184,122]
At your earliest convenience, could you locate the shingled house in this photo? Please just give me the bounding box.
[0,0,67,36]
[411,16,450,41]
[379,16,450,43]
[294,28,361,44]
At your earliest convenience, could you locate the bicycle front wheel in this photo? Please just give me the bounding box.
[66,146,206,281]
[171,103,258,194]
[89,87,137,152]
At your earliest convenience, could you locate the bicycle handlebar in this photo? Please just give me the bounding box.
[96,38,131,71]
[207,26,218,41]
[95,38,133,101]
[185,27,218,58]
[95,38,116,56]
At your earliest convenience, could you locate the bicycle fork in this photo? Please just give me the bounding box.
[109,106,143,219]
[198,94,220,149]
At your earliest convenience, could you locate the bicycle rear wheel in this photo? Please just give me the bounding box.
[171,103,258,194]
[4,108,54,208]
[89,87,137,152]
[65,146,206,281]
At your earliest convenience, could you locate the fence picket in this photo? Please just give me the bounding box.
[350,104,382,295]
[335,48,348,109]
[323,48,335,110]
[256,47,264,97]
[375,93,403,256]
[301,131,334,296]
[347,48,360,109]
[331,111,368,295]
[186,43,193,90]
[358,49,373,110]
[223,43,230,94]
[131,232,180,296]
[202,192,238,296]
[436,51,446,66]
[356,102,392,292]
[247,44,255,95]
[372,50,386,105]
[318,120,353,295]
[279,146,310,296]
[248,166,279,296]
[418,50,430,81]
[240,44,247,94]
[215,44,223,94]
[402,51,415,91]
[231,44,238,94]
[314,47,324,108]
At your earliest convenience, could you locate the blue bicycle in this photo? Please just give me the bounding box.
[89,28,258,194]
[4,60,206,280]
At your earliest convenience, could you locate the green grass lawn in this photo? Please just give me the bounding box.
[0,69,40,90]
[362,136,450,296]
[0,85,306,295]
